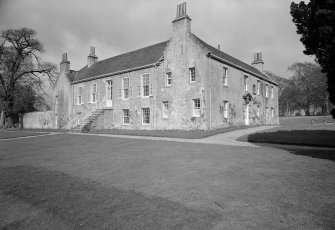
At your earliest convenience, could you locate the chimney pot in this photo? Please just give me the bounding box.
[87,46,98,68]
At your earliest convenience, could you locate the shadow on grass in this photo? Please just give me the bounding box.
[244,130,335,161]
[0,165,221,230]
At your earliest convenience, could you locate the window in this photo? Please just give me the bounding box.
[166,72,172,86]
[162,101,169,118]
[223,100,228,118]
[252,84,256,94]
[193,99,201,117]
[271,86,274,99]
[271,108,274,118]
[223,67,228,86]
[142,108,150,124]
[106,80,113,101]
[265,84,268,98]
[189,67,196,82]
[91,83,97,103]
[257,105,260,117]
[123,77,130,99]
[266,107,269,118]
[78,87,83,104]
[244,76,248,91]
[142,73,150,97]
[123,109,130,124]
[257,80,260,95]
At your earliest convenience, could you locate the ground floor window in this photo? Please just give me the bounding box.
[223,100,228,118]
[271,107,274,118]
[142,108,150,124]
[257,105,260,117]
[123,109,130,124]
[193,99,201,117]
[162,101,169,118]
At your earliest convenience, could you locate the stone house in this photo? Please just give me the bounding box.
[53,3,279,131]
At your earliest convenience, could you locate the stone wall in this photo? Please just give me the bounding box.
[23,111,55,129]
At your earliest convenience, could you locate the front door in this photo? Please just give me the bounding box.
[106,80,113,107]
[245,104,249,125]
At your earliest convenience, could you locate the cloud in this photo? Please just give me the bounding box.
[0,0,315,77]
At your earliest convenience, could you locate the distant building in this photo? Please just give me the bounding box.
[53,2,279,130]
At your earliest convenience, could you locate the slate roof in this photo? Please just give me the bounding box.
[192,35,277,85]
[70,34,276,85]
[72,41,168,83]
[67,70,78,82]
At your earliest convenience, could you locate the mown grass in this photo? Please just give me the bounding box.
[0,130,49,139]
[1,134,334,229]
[0,165,220,230]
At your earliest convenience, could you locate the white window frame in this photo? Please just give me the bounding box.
[271,86,274,99]
[106,80,113,101]
[193,98,201,117]
[162,101,169,118]
[271,108,274,118]
[166,72,172,86]
[223,100,228,118]
[266,107,269,118]
[265,84,269,98]
[257,80,260,95]
[91,83,97,103]
[123,77,130,99]
[77,86,83,105]
[244,75,248,91]
[141,73,150,97]
[189,67,196,83]
[122,109,130,125]
[223,67,228,86]
[142,108,150,125]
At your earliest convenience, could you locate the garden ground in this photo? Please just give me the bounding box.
[0,116,334,229]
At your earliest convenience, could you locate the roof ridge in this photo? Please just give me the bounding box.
[92,40,169,66]
[192,34,276,85]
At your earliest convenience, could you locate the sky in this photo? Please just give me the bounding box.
[0,0,315,78]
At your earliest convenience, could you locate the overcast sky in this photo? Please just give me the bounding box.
[0,0,314,77]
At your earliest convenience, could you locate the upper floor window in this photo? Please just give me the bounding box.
[106,80,113,101]
[265,84,269,98]
[123,77,130,99]
[223,100,228,118]
[142,73,150,97]
[78,87,83,104]
[244,76,248,91]
[142,108,150,124]
[252,84,256,95]
[189,67,196,83]
[257,80,260,95]
[91,83,97,103]
[223,67,228,86]
[271,86,274,98]
[162,101,169,118]
[193,98,201,117]
[166,72,172,86]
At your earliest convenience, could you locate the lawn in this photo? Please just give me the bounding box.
[239,116,335,147]
[0,134,334,229]
[0,130,49,139]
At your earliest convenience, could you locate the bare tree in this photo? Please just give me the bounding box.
[0,27,56,127]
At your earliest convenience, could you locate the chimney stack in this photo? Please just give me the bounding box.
[251,52,264,71]
[87,46,98,68]
[60,53,70,74]
[172,2,191,38]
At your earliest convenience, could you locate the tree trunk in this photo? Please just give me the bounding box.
[0,110,5,129]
